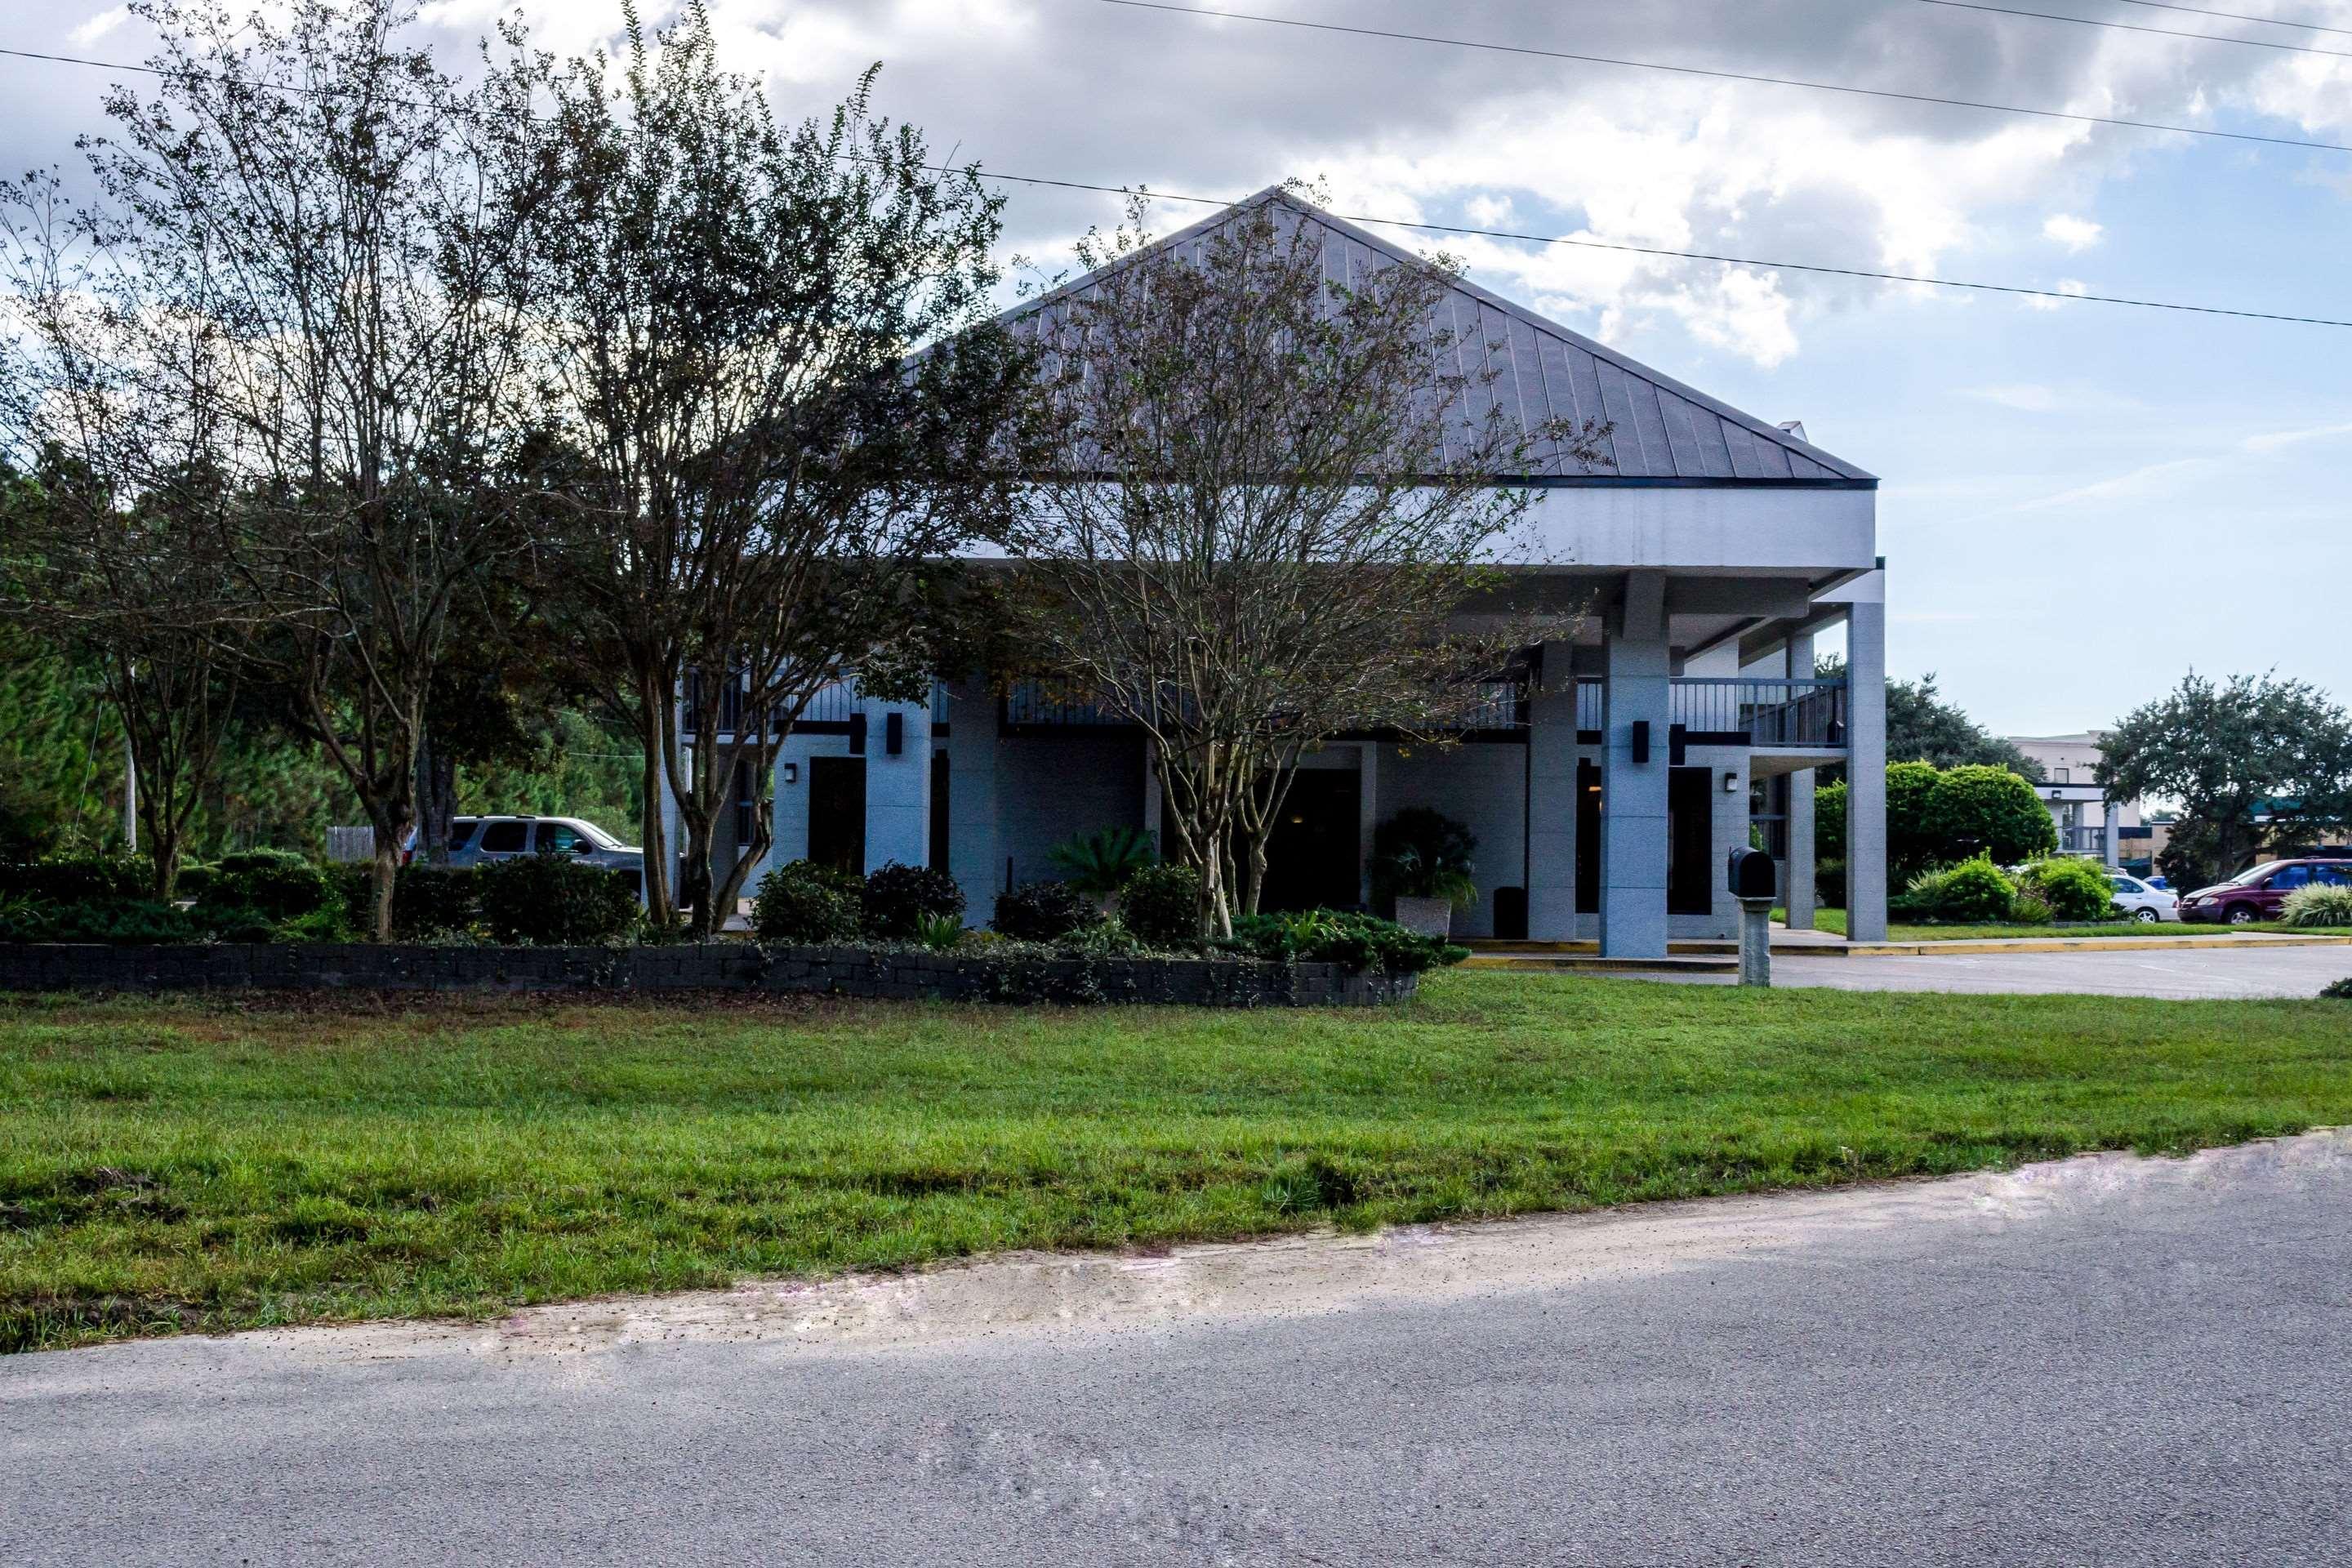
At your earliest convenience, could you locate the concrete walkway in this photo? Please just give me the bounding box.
[1714,943,2352,999]
[6,1133,2349,1566]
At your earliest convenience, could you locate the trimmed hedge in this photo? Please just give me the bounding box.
[476,856,639,945]
[860,862,965,940]
[1218,908,1468,975]
[1119,862,1202,947]
[993,881,1102,942]
[751,860,863,945]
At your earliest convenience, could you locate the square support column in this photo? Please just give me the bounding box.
[1783,631,1818,930]
[1843,593,1889,942]
[944,679,1000,921]
[1525,642,1580,942]
[862,698,932,874]
[1601,574,1671,959]
[2103,801,2123,869]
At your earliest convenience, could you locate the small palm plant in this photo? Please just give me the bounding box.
[2281,884,2352,929]
[915,911,966,952]
[1047,826,1159,896]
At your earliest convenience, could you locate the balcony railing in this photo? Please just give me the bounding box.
[1669,678,1847,748]
[681,676,951,736]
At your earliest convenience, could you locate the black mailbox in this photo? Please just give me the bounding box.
[1727,846,1776,901]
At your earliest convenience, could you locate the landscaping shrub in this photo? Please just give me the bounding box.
[1118,862,1201,947]
[2322,977,2352,1000]
[2020,857,2118,923]
[2282,884,2352,929]
[1884,761,1945,884]
[394,866,483,939]
[199,849,338,923]
[1220,908,1468,974]
[476,856,639,945]
[1903,855,2016,924]
[0,894,203,945]
[1925,766,2057,865]
[915,912,967,952]
[0,854,150,905]
[1046,826,1156,895]
[751,860,862,945]
[2007,889,2056,926]
[1815,853,1846,911]
[858,862,965,940]
[1368,808,1479,908]
[992,880,1102,942]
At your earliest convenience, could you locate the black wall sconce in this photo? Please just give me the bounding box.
[1631,719,1650,765]
[885,711,903,756]
[782,762,799,786]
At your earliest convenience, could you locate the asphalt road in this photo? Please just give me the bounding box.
[1760,942,2352,998]
[7,1133,2350,1567]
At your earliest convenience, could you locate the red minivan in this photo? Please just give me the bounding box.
[2178,859,2352,924]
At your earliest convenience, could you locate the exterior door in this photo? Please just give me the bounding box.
[1257,770,1363,912]
[808,757,866,877]
[1668,766,1713,915]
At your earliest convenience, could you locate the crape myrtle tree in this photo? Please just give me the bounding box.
[2102,670,2352,888]
[516,7,1036,933]
[0,167,258,899]
[1021,189,1603,936]
[20,0,561,938]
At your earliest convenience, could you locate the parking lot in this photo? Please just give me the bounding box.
[1746,942,2352,1000]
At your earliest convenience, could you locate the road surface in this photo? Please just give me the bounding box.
[6,1132,2350,1566]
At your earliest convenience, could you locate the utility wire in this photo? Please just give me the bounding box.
[7,35,2349,327]
[2110,0,2352,38]
[1913,0,2352,57]
[1094,1,2352,156]
[947,162,2352,327]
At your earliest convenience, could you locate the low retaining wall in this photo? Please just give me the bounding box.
[0,942,1417,1007]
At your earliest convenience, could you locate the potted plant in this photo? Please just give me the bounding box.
[1368,808,1479,939]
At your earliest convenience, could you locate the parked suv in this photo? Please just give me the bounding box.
[443,815,644,893]
[2178,859,2352,925]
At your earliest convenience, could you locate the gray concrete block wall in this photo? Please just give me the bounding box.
[992,733,1148,896]
[0,943,1419,1008]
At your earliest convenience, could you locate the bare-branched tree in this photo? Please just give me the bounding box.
[518,7,1037,934]
[1021,190,1605,935]
[20,0,560,936]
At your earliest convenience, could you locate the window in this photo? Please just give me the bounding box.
[478,821,527,853]
[2052,767,2071,783]
[2109,876,2140,895]
[448,820,478,849]
[2271,865,2314,891]
[735,760,757,846]
[537,822,584,854]
[2317,864,2352,888]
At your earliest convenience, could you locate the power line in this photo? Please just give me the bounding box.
[7,34,2349,327]
[2110,0,2352,38]
[1913,0,2352,57]
[947,162,2352,327]
[1094,1,2352,157]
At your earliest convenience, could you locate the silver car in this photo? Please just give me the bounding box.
[446,815,644,891]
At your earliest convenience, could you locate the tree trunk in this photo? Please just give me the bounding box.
[415,732,457,866]
[636,667,675,928]
[370,838,400,942]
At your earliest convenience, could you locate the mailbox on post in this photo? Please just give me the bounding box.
[1726,847,1777,986]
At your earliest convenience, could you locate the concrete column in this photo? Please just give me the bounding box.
[945,678,1001,923]
[862,697,932,874]
[1525,642,1580,942]
[1843,595,1889,942]
[2103,801,2123,868]
[1601,572,1671,959]
[1783,632,1818,929]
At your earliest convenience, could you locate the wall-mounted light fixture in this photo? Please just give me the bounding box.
[782,762,799,786]
[1631,720,1650,765]
[885,711,904,756]
[1723,771,1740,793]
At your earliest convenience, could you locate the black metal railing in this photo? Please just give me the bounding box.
[1669,678,1847,747]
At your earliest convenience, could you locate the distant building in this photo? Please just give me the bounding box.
[2007,733,2152,868]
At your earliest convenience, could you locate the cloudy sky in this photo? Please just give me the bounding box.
[9,0,2350,733]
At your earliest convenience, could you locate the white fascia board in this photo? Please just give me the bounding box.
[1504,486,1877,574]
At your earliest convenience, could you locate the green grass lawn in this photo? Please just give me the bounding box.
[7,972,2352,1352]
[1788,908,2352,941]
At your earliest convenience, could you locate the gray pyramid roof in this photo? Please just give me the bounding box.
[998,187,1873,486]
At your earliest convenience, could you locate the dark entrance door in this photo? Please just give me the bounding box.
[1668,765,1713,915]
[808,756,866,877]
[1575,760,1601,914]
[1257,770,1362,912]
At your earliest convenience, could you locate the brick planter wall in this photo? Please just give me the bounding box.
[0,942,1419,1007]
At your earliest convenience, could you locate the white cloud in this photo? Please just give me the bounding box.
[2240,420,2352,454]
[67,5,130,46]
[2042,214,2102,252]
